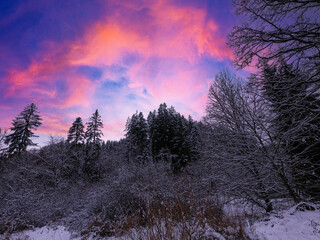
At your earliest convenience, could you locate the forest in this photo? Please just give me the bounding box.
[0,0,319,239]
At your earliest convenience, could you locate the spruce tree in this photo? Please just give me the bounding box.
[67,117,85,145]
[85,109,104,145]
[149,103,173,161]
[5,103,42,155]
[125,111,150,162]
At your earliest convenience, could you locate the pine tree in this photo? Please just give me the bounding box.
[5,103,42,155]
[85,109,104,145]
[67,117,85,145]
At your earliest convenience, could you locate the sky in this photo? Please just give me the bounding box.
[0,0,246,144]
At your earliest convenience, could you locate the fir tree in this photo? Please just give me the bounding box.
[67,117,85,145]
[5,103,42,155]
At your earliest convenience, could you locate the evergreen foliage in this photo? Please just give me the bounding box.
[125,111,150,163]
[67,117,85,145]
[85,110,104,146]
[148,103,200,172]
[258,62,320,200]
[102,140,119,152]
[5,103,42,155]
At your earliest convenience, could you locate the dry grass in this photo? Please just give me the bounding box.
[84,194,251,240]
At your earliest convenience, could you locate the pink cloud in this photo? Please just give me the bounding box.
[1,0,233,141]
[68,0,232,66]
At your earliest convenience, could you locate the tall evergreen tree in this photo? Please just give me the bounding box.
[82,110,104,180]
[148,103,173,162]
[125,111,150,162]
[5,103,42,155]
[67,117,85,145]
[85,109,104,145]
[148,103,199,172]
[258,62,320,200]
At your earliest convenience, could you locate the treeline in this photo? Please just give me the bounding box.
[0,102,200,175]
[0,103,222,238]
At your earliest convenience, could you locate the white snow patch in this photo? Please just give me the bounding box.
[252,204,320,240]
[6,226,80,240]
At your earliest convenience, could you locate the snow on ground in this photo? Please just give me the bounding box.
[4,226,80,240]
[2,203,320,240]
[1,224,226,240]
[252,204,320,240]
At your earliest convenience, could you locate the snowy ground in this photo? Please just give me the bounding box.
[251,204,320,240]
[2,204,320,240]
[2,226,79,240]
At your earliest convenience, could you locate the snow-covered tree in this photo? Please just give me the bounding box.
[0,128,8,157]
[85,109,104,145]
[5,103,42,155]
[204,70,300,211]
[67,117,85,145]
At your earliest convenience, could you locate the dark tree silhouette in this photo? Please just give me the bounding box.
[255,62,320,201]
[85,109,104,146]
[125,111,150,163]
[5,103,42,155]
[67,117,85,145]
